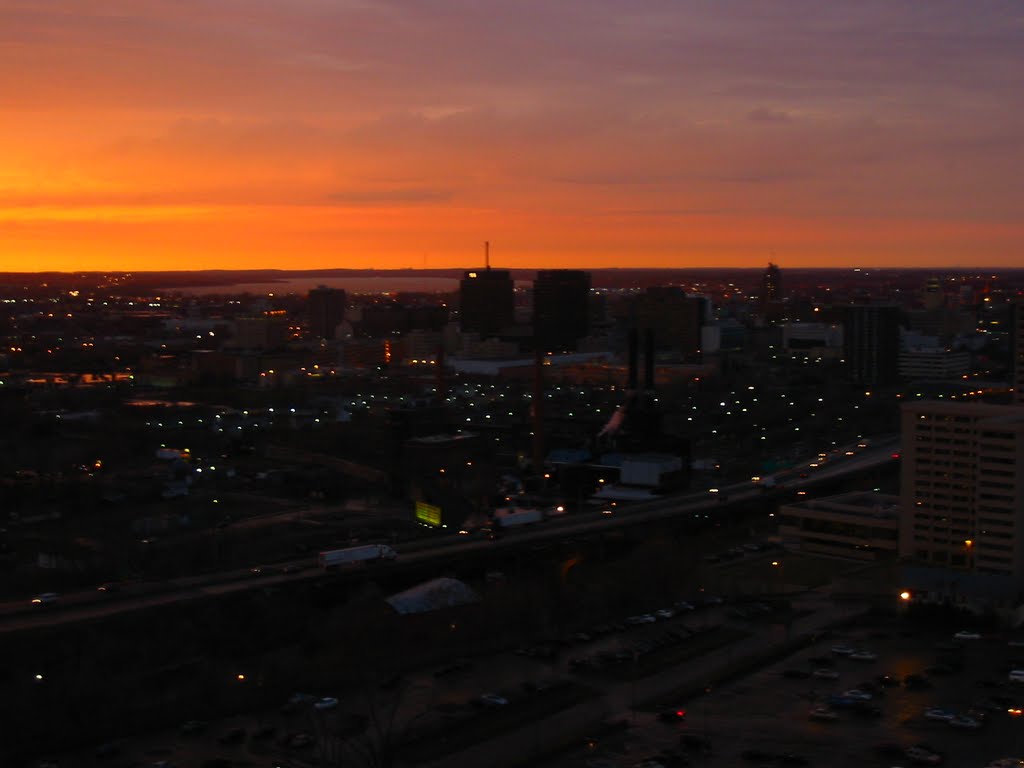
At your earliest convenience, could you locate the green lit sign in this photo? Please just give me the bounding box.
[415,501,442,527]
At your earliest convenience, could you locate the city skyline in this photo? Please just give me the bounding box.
[2,1,1022,272]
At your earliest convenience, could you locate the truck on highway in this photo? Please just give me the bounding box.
[493,507,544,528]
[318,544,397,569]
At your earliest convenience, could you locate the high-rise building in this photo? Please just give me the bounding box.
[843,305,901,385]
[900,401,1024,580]
[1011,299,1024,405]
[232,316,289,350]
[633,287,705,362]
[307,286,347,340]
[459,268,514,338]
[762,262,783,303]
[533,269,591,352]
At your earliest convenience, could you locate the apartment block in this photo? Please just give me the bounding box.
[900,401,1024,581]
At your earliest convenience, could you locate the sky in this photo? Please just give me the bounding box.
[1,0,1022,272]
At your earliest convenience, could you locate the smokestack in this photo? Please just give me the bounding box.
[644,329,655,391]
[485,240,490,270]
[627,328,639,390]
[532,351,545,474]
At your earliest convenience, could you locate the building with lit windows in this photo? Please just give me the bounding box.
[900,401,1024,580]
[1012,299,1024,405]
[762,262,782,303]
[459,268,513,337]
[778,491,900,560]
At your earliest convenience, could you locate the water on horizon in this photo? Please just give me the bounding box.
[165,275,460,295]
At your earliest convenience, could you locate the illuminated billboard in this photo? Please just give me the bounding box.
[415,501,442,527]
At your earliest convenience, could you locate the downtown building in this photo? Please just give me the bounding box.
[459,268,514,338]
[843,304,902,386]
[1012,298,1024,405]
[533,269,591,352]
[899,400,1024,609]
[307,286,347,340]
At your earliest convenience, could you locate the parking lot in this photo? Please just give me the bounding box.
[544,616,1024,768]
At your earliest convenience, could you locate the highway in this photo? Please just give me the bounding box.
[0,437,900,635]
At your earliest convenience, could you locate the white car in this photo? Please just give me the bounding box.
[477,693,509,707]
[954,630,982,641]
[813,668,839,679]
[655,609,675,620]
[313,697,339,711]
[830,644,855,655]
[849,650,878,661]
[842,689,872,701]
[923,708,955,722]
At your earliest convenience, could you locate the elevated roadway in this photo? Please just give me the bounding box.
[0,437,899,636]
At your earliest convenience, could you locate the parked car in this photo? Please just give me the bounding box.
[923,708,955,722]
[808,706,838,721]
[657,709,687,723]
[313,696,339,711]
[842,689,872,701]
[849,650,878,661]
[217,727,246,745]
[904,673,933,690]
[476,693,509,707]
[954,630,982,641]
[285,732,314,749]
[905,745,943,765]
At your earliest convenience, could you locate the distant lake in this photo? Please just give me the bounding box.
[166,276,460,295]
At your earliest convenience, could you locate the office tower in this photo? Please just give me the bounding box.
[1012,299,1024,405]
[762,262,783,303]
[459,268,513,337]
[232,316,289,350]
[921,276,944,310]
[843,305,901,386]
[633,287,705,362]
[307,286,347,340]
[533,269,591,352]
[900,401,1024,579]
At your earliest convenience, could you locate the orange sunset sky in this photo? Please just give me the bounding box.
[1,1,1022,272]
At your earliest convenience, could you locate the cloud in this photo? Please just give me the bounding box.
[748,107,794,124]
[325,188,453,204]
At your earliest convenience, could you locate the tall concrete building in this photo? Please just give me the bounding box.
[900,401,1024,580]
[533,269,591,352]
[307,286,347,340]
[1012,299,1024,405]
[633,287,705,362]
[843,304,901,386]
[459,268,514,338]
[762,262,783,303]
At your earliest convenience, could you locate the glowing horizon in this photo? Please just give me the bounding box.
[2,2,1022,272]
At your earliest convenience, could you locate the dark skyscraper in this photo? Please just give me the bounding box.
[843,304,901,385]
[307,285,347,340]
[762,262,783,304]
[533,269,591,352]
[633,287,705,362]
[459,267,514,337]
